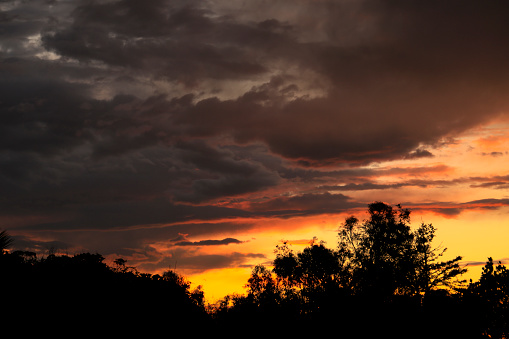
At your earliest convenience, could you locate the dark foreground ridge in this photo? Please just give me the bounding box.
[2,203,508,338]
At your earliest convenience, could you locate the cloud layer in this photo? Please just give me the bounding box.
[2,0,509,277]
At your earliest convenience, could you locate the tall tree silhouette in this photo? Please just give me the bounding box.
[338,202,415,297]
[338,202,466,298]
[412,222,466,296]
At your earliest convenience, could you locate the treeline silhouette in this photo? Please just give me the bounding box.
[1,203,508,338]
[213,202,509,338]
[1,246,210,336]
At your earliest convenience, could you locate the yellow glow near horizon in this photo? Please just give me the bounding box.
[190,267,252,303]
[190,210,509,303]
[188,119,509,303]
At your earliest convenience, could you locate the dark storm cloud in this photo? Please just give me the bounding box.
[14,220,258,257]
[6,0,509,166]
[41,0,279,84]
[0,61,91,156]
[0,58,183,160]
[175,237,244,246]
[248,192,362,217]
[10,235,70,254]
[15,198,252,231]
[170,140,281,203]
[142,251,266,273]
[320,174,509,192]
[177,252,266,270]
[3,0,509,274]
[0,0,59,58]
[164,0,509,164]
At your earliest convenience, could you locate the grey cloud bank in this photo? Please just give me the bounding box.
[2,0,509,274]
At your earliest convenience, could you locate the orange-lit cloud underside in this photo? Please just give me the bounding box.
[182,121,509,301]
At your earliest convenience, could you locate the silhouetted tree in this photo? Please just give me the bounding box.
[338,202,466,298]
[412,222,466,296]
[190,284,205,307]
[213,263,309,335]
[272,239,346,316]
[338,202,416,297]
[245,264,280,306]
[112,257,138,275]
[465,258,509,338]
[272,241,299,292]
[162,268,190,290]
[211,203,494,336]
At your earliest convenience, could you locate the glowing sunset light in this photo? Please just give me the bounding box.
[3,0,509,308]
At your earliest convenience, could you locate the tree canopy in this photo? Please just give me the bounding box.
[217,202,508,338]
[2,202,509,338]
[1,243,210,337]
[337,202,466,298]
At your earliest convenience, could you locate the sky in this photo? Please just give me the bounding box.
[2,0,509,302]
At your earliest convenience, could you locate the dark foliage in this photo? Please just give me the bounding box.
[3,201,509,338]
[213,202,509,338]
[464,258,509,338]
[1,249,210,337]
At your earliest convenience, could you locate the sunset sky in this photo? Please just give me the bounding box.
[2,0,509,302]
